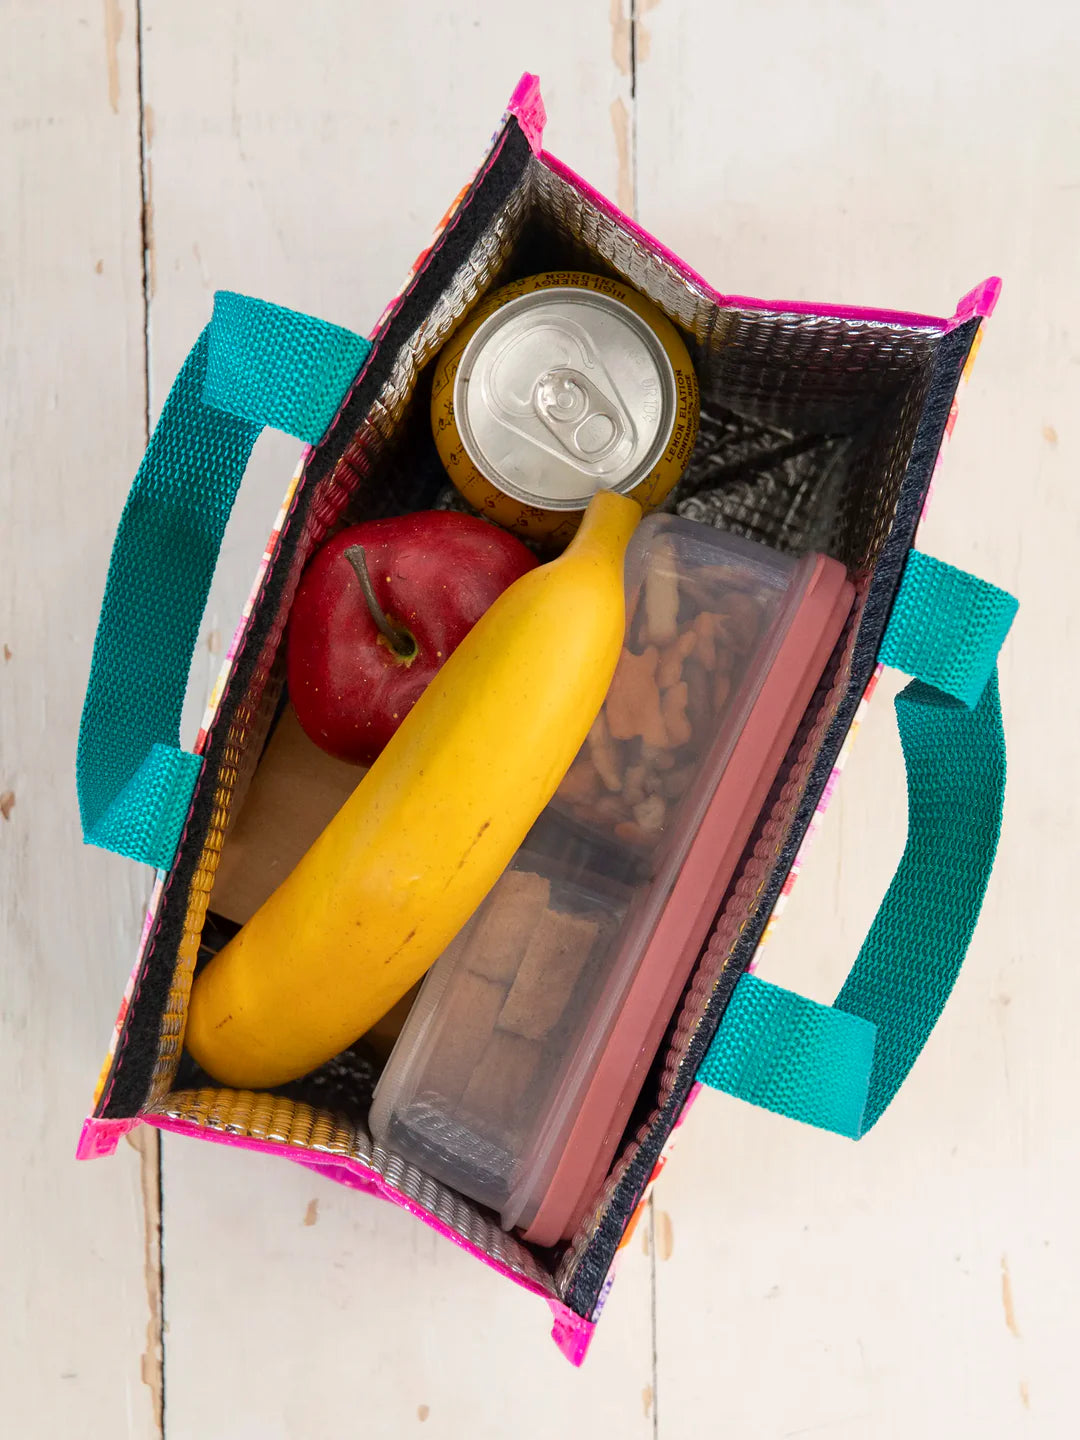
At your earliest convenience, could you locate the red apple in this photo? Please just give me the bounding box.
[287,511,537,764]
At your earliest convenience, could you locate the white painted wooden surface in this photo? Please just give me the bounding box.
[1,2,160,1435]
[4,1,1077,1435]
[640,6,1080,1434]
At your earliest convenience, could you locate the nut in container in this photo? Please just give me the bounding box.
[554,525,794,853]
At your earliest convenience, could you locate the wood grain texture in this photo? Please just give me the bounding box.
[0,1,160,1434]
[162,1138,655,1439]
[639,2,1080,1436]
[6,0,1078,1434]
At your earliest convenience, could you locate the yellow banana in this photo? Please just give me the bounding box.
[186,490,641,1088]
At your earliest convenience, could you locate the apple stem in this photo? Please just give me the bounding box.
[343,545,418,660]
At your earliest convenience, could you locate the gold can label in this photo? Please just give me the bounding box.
[431,271,699,547]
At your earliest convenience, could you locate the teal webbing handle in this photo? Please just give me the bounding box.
[697,552,1018,1137]
[77,293,371,871]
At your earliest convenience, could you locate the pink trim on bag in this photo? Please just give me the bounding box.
[548,1306,596,1365]
[143,1114,573,1300]
[948,276,1002,329]
[506,72,546,154]
[539,151,951,331]
[76,1116,140,1159]
[80,1110,598,1361]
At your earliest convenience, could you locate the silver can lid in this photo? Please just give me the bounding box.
[453,288,678,510]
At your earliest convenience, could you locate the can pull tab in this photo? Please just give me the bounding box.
[533,369,627,463]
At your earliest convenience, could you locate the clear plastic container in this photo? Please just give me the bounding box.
[370,515,853,1245]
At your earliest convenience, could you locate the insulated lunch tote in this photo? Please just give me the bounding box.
[75,75,1018,1362]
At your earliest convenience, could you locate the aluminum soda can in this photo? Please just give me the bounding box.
[431,271,699,546]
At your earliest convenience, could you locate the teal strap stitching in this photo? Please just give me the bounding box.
[205,292,371,445]
[836,672,1005,1131]
[697,973,876,1138]
[878,550,1017,709]
[77,293,371,870]
[697,550,1016,1137]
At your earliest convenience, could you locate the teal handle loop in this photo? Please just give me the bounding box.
[77,292,371,870]
[697,552,1017,1137]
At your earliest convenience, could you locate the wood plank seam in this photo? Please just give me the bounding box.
[626,17,659,1430]
[134,1,165,1432]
